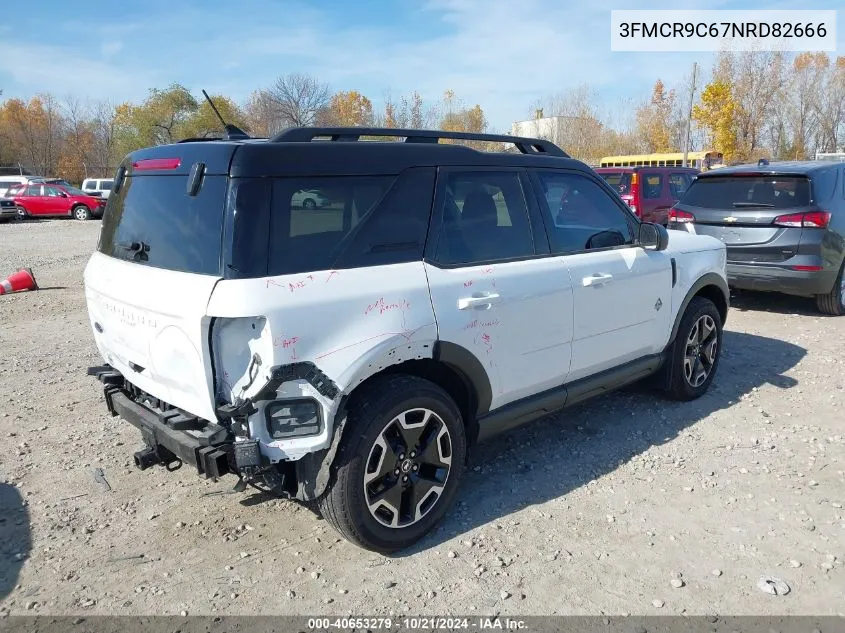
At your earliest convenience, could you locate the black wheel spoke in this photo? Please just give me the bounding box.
[395,409,432,454]
[367,479,404,527]
[402,474,442,523]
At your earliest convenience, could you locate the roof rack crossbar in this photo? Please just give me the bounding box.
[270,127,569,157]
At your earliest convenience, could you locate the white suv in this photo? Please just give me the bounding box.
[81,178,115,199]
[85,127,728,552]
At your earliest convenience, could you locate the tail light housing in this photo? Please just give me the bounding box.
[629,173,640,217]
[668,208,695,223]
[773,211,831,228]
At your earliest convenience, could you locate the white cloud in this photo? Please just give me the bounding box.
[0,41,156,103]
[101,40,124,58]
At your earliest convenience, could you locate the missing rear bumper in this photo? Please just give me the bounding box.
[89,365,232,478]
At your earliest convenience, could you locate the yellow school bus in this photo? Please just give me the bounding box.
[599,151,724,171]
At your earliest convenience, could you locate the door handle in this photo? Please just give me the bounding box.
[457,292,500,310]
[582,273,613,288]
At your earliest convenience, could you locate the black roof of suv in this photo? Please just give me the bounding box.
[117,127,586,181]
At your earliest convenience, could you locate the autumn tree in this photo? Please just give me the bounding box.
[324,90,374,127]
[635,80,676,152]
[692,79,738,161]
[182,95,248,138]
[0,95,64,176]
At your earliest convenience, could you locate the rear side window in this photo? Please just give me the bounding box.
[98,175,228,275]
[642,174,663,199]
[101,180,113,191]
[598,172,632,195]
[681,176,811,209]
[669,173,694,198]
[265,168,435,276]
[810,168,838,202]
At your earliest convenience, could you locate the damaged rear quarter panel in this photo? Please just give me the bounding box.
[206,261,438,460]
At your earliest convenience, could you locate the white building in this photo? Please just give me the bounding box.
[511,111,567,141]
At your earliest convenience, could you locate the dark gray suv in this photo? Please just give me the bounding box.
[668,161,845,315]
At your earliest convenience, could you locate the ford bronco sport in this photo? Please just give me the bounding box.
[85,127,729,553]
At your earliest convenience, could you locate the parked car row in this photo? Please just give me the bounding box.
[590,159,845,316]
[3,182,107,221]
[666,160,845,316]
[0,175,114,223]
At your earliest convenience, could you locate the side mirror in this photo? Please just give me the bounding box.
[59,192,68,198]
[638,222,669,251]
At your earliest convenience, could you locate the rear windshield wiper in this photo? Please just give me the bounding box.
[117,240,150,258]
[732,202,775,208]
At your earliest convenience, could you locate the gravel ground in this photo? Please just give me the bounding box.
[0,219,843,617]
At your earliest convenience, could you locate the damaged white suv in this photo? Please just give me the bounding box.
[85,127,729,552]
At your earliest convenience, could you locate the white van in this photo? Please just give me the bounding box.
[0,176,36,198]
[81,178,115,199]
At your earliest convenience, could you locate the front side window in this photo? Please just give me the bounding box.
[432,170,535,265]
[533,171,635,254]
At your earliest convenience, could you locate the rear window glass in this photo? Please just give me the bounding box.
[598,172,632,195]
[98,175,227,275]
[681,176,811,209]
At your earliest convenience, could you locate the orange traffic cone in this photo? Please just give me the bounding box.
[0,268,38,295]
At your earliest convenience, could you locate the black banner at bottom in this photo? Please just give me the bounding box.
[0,616,842,633]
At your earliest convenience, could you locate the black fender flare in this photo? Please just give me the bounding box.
[433,340,493,417]
[669,272,730,344]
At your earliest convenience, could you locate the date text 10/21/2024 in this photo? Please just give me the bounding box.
[307,617,528,631]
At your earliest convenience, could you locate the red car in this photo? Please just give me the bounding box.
[594,166,699,225]
[7,182,107,221]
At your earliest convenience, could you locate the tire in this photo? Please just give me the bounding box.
[816,260,845,316]
[317,374,467,553]
[73,205,92,221]
[15,206,28,221]
[664,296,723,401]
[302,198,317,210]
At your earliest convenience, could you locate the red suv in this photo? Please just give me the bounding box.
[594,166,699,225]
[7,182,107,221]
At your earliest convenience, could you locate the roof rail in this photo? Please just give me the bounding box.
[270,127,569,158]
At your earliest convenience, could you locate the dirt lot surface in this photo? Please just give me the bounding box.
[0,219,843,617]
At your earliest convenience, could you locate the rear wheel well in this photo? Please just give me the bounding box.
[350,359,479,446]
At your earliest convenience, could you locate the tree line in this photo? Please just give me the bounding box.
[0,77,489,183]
[1,50,843,182]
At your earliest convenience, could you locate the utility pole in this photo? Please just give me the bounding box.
[683,62,699,168]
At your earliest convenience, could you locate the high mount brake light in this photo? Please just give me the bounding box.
[132,158,182,171]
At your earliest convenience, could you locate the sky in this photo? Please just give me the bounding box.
[0,0,842,132]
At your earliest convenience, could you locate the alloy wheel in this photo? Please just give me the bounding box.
[363,408,453,529]
[684,314,718,388]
